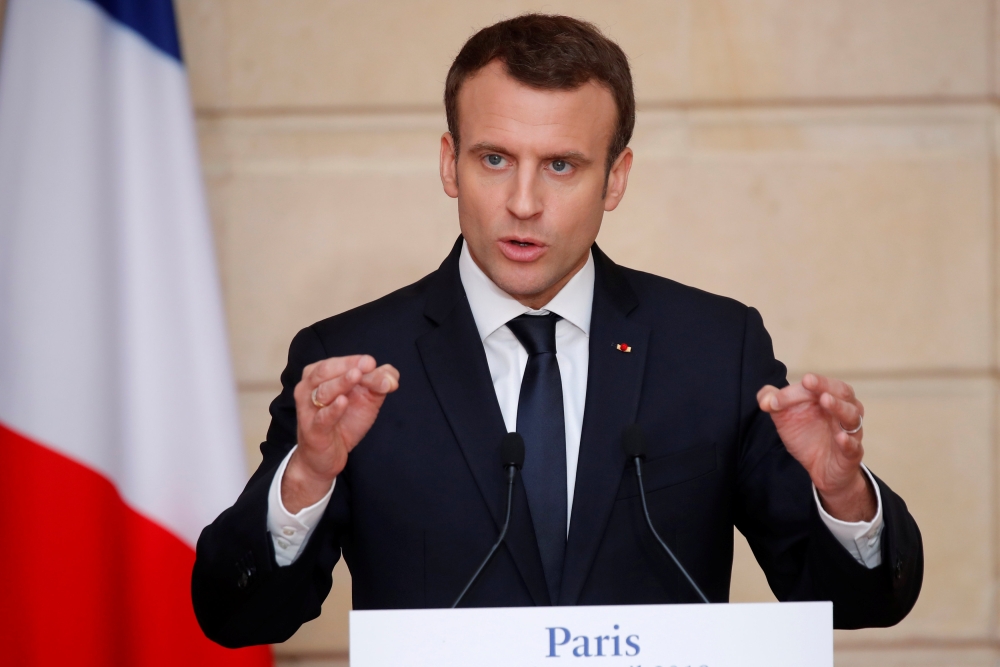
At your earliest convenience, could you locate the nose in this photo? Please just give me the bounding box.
[506,165,543,220]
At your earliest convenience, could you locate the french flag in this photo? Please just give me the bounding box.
[0,0,272,664]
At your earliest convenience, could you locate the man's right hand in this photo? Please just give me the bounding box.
[282,354,400,514]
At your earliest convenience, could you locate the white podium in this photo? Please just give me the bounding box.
[350,601,832,666]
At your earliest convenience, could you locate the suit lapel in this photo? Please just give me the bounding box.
[559,245,650,605]
[416,238,550,606]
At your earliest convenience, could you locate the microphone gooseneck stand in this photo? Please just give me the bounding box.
[452,433,525,608]
[623,424,710,604]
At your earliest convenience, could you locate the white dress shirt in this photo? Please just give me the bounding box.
[267,240,884,569]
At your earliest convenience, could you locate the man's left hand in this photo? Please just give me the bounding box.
[757,374,876,523]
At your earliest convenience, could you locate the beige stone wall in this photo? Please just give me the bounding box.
[174,2,1000,665]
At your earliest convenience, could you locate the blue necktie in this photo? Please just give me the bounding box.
[507,313,567,604]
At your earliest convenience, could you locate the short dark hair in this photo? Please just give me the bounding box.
[444,14,635,177]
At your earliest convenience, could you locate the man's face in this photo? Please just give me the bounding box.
[440,61,632,307]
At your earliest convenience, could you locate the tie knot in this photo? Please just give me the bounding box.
[507,313,561,356]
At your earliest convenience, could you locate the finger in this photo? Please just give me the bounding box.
[356,354,377,374]
[757,383,816,412]
[358,364,401,394]
[757,385,785,412]
[302,355,368,388]
[801,373,856,402]
[312,393,350,428]
[756,385,778,405]
[834,430,864,463]
[312,367,365,407]
[819,392,863,431]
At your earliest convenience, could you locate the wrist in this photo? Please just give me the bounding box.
[281,448,337,514]
[817,468,876,523]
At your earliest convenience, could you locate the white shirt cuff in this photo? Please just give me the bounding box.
[813,463,883,568]
[266,445,336,567]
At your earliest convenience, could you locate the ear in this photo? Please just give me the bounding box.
[603,147,633,212]
[440,133,459,198]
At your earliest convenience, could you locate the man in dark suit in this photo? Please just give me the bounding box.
[192,14,922,647]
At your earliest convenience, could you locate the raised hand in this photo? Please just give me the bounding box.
[757,373,875,522]
[282,355,400,513]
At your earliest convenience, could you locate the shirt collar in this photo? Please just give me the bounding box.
[458,238,594,341]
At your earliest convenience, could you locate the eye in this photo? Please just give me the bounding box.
[485,154,505,168]
[550,159,571,173]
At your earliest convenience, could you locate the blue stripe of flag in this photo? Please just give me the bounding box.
[83,0,182,62]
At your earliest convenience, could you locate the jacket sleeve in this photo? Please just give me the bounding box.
[191,326,348,647]
[733,307,923,628]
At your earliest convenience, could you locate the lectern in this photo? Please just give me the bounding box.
[351,601,832,666]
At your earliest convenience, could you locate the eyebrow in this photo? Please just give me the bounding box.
[467,141,594,166]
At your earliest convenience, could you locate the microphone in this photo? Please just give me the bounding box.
[623,424,709,604]
[452,432,525,608]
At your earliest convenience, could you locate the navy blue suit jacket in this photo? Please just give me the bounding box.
[192,238,922,647]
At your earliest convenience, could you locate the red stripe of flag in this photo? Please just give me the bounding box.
[0,422,272,666]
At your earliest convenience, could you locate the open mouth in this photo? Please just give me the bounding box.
[498,237,547,262]
[503,237,542,248]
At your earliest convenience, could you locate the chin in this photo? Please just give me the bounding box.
[489,270,553,301]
